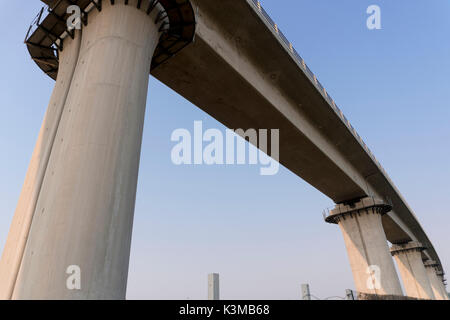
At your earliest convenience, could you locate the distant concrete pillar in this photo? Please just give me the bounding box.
[436,272,449,300]
[301,284,311,300]
[0,30,82,300]
[208,273,220,300]
[8,1,166,299]
[425,263,448,300]
[390,242,434,299]
[435,271,449,300]
[325,197,403,296]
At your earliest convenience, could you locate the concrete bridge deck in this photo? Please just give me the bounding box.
[151,0,443,271]
[31,0,444,278]
[4,0,444,298]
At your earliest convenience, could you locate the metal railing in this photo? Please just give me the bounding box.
[24,6,47,43]
[248,0,389,177]
[24,3,71,52]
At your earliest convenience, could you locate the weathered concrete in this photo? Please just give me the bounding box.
[424,261,447,300]
[391,242,434,299]
[10,1,164,299]
[0,30,82,300]
[435,269,449,300]
[325,197,403,296]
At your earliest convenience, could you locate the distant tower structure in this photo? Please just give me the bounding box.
[208,273,220,300]
[301,284,311,300]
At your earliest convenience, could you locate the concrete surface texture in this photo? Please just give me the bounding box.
[434,270,449,300]
[424,260,448,300]
[390,242,434,299]
[6,1,164,299]
[328,198,403,296]
[0,30,82,300]
[435,272,450,300]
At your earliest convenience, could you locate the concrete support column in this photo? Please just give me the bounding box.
[10,1,165,299]
[0,31,82,299]
[424,261,448,300]
[390,242,434,299]
[436,271,449,300]
[325,197,403,296]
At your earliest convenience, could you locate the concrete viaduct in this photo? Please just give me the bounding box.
[0,0,447,299]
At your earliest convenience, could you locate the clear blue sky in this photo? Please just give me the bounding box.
[0,1,449,299]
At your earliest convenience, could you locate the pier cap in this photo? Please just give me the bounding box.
[25,0,196,80]
[324,197,392,224]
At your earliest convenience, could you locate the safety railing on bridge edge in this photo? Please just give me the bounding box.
[25,6,49,45]
[25,2,78,51]
[248,0,389,177]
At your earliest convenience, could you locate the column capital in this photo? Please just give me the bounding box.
[390,241,425,256]
[423,260,439,269]
[436,272,447,286]
[425,263,446,285]
[325,197,392,224]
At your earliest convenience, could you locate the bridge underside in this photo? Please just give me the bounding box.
[152,0,440,264]
[28,0,442,271]
[9,0,443,298]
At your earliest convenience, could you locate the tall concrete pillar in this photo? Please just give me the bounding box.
[425,262,448,300]
[325,197,403,296]
[390,242,434,299]
[7,1,166,299]
[0,31,82,299]
[436,271,449,300]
